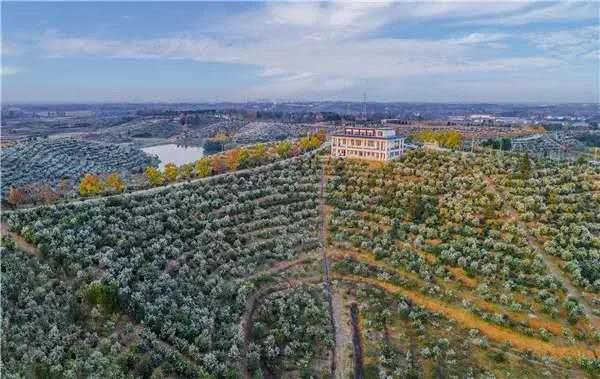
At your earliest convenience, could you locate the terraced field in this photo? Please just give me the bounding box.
[325,151,600,377]
[2,149,599,378]
[0,137,158,196]
[2,155,330,378]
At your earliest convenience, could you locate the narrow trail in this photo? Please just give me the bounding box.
[319,164,337,377]
[331,290,352,379]
[349,303,365,379]
[333,273,599,360]
[239,254,317,282]
[1,222,41,257]
[484,176,600,328]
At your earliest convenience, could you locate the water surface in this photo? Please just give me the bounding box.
[142,144,204,169]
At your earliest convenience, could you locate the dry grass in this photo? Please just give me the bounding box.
[448,267,477,288]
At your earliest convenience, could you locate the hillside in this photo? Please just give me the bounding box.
[2,150,599,378]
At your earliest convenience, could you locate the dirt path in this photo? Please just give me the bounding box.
[241,254,317,282]
[1,222,41,257]
[331,290,352,379]
[349,302,365,379]
[333,273,598,360]
[483,176,600,328]
[319,164,337,377]
[330,248,570,334]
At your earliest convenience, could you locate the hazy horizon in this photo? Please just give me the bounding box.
[2,1,599,103]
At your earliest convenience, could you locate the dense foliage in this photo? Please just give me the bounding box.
[326,150,599,375]
[3,155,321,377]
[249,285,333,377]
[413,130,461,149]
[1,137,157,198]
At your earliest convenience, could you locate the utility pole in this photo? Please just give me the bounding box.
[362,92,367,121]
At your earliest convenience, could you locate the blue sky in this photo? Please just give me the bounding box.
[1,1,599,103]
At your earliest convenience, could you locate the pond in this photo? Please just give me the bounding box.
[141,144,205,169]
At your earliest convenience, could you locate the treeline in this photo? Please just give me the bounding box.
[575,133,600,147]
[5,132,326,207]
[413,130,462,149]
[481,137,512,151]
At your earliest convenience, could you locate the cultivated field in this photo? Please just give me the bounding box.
[2,155,325,378]
[326,151,599,377]
[2,149,599,378]
[0,137,158,197]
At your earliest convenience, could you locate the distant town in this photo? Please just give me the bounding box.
[2,102,598,160]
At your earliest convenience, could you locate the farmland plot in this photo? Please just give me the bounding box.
[1,137,158,196]
[2,155,323,378]
[325,151,600,377]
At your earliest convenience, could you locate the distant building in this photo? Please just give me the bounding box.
[330,126,404,161]
[470,114,494,125]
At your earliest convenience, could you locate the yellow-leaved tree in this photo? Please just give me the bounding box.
[195,158,211,177]
[144,166,164,186]
[105,173,125,193]
[163,163,178,182]
[179,163,194,180]
[79,174,104,196]
[276,140,292,158]
[226,149,241,171]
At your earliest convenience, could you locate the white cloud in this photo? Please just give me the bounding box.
[462,2,598,25]
[33,2,599,100]
[526,26,600,60]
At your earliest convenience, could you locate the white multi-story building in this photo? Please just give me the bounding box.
[330,127,404,161]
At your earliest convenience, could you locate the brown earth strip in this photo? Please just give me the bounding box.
[333,274,599,360]
[349,302,365,379]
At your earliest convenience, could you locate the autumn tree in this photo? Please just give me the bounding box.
[276,141,293,158]
[299,132,326,151]
[195,158,212,178]
[211,157,227,174]
[35,184,59,204]
[415,130,461,149]
[226,149,241,171]
[6,186,26,208]
[298,136,313,151]
[179,163,194,180]
[79,174,104,196]
[163,163,178,182]
[105,173,125,193]
[144,166,164,186]
[238,149,252,169]
[251,143,267,162]
[56,179,72,196]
